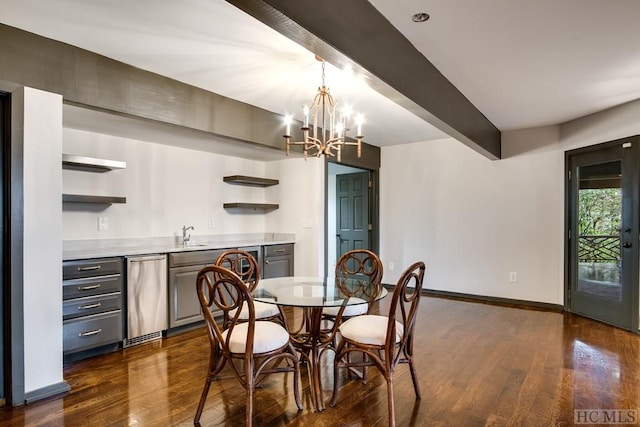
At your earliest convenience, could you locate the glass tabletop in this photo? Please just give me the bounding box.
[254,276,387,308]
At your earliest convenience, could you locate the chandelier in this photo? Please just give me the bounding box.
[284,59,363,162]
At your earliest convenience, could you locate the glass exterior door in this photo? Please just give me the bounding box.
[568,138,639,330]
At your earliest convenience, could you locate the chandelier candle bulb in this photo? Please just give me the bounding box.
[303,106,309,128]
[284,116,292,137]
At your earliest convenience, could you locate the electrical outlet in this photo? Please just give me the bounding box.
[208,217,215,229]
[509,272,517,282]
[98,216,108,231]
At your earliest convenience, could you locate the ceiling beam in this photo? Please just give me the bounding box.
[0,23,286,152]
[227,0,501,160]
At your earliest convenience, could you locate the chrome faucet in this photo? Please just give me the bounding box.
[182,225,194,246]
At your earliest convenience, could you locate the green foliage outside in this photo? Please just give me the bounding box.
[578,188,621,236]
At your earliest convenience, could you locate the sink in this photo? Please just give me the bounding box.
[183,241,211,248]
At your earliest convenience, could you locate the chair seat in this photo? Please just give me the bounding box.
[230,299,281,320]
[322,297,368,317]
[339,315,404,346]
[222,321,290,354]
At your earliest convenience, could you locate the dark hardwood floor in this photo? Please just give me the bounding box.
[2,295,639,426]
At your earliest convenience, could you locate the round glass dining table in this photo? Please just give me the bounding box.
[254,276,385,308]
[253,276,386,411]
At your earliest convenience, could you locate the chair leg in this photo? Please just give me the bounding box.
[194,377,212,424]
[329,340,346,407]
[289,344,303,410]
[408,358,422,399]
[361,353,368,384]
[246,386,254,427]
[386,376,395,427]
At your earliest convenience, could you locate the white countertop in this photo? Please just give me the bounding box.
[63,233,295,261]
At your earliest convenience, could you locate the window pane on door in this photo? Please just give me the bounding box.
[577,161,622,301]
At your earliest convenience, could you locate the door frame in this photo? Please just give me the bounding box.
[325,159,379,278]
[564,136,640,332]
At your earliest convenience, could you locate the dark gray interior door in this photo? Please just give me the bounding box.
[568,137,639,330]
[336,172,369,259]
[0,92,6,402]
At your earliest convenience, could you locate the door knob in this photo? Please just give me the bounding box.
[623,242,632,248]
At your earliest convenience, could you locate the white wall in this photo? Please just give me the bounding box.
[63,128,325,275]
[266,157,324,276]
[20,87,64,394]
[379,98,640,305]
[380,132,563,304]
[64,128,273,240]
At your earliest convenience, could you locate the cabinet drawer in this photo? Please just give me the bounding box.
[263,255,294,279]
[63,258,122,279]
[264,244,293,257]
[63,311,123,353]
[63,274,122,300]
[63,293,122,320]
[169,249,225,268]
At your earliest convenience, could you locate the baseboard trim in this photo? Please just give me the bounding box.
[24,381,71,404]
[381,283,564,312]
[423,288,564,312]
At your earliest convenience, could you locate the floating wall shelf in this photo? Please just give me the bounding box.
[62,154,126,171]
[62,194,127,204]
[223,203,279,211]
[223,175,279,187]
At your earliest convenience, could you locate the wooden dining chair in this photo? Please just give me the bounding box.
[322,249,384,323]
[329,261,426,427]
[194,265,302,426]
[215,249,285,328]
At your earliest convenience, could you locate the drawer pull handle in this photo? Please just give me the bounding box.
[274,249,285,253]
[77,284,101,291]
[265,260,270,264]
[78,303,102,310]
[79,329,102,337]
[77,265,101,272]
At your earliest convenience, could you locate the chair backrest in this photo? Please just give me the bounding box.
[385,261,425,365]
[196,265,256,354]
[334,249,384,303]
[215,249,260,292]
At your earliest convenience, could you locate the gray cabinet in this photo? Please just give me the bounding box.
[263,244,294,278]
[62,257,124,355]
[168,249,225,329]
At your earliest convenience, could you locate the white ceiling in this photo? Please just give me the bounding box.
[2,0,640,151]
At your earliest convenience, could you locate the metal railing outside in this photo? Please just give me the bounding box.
[578,235,620,264]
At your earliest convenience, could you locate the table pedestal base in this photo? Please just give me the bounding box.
[290,307,335,412]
